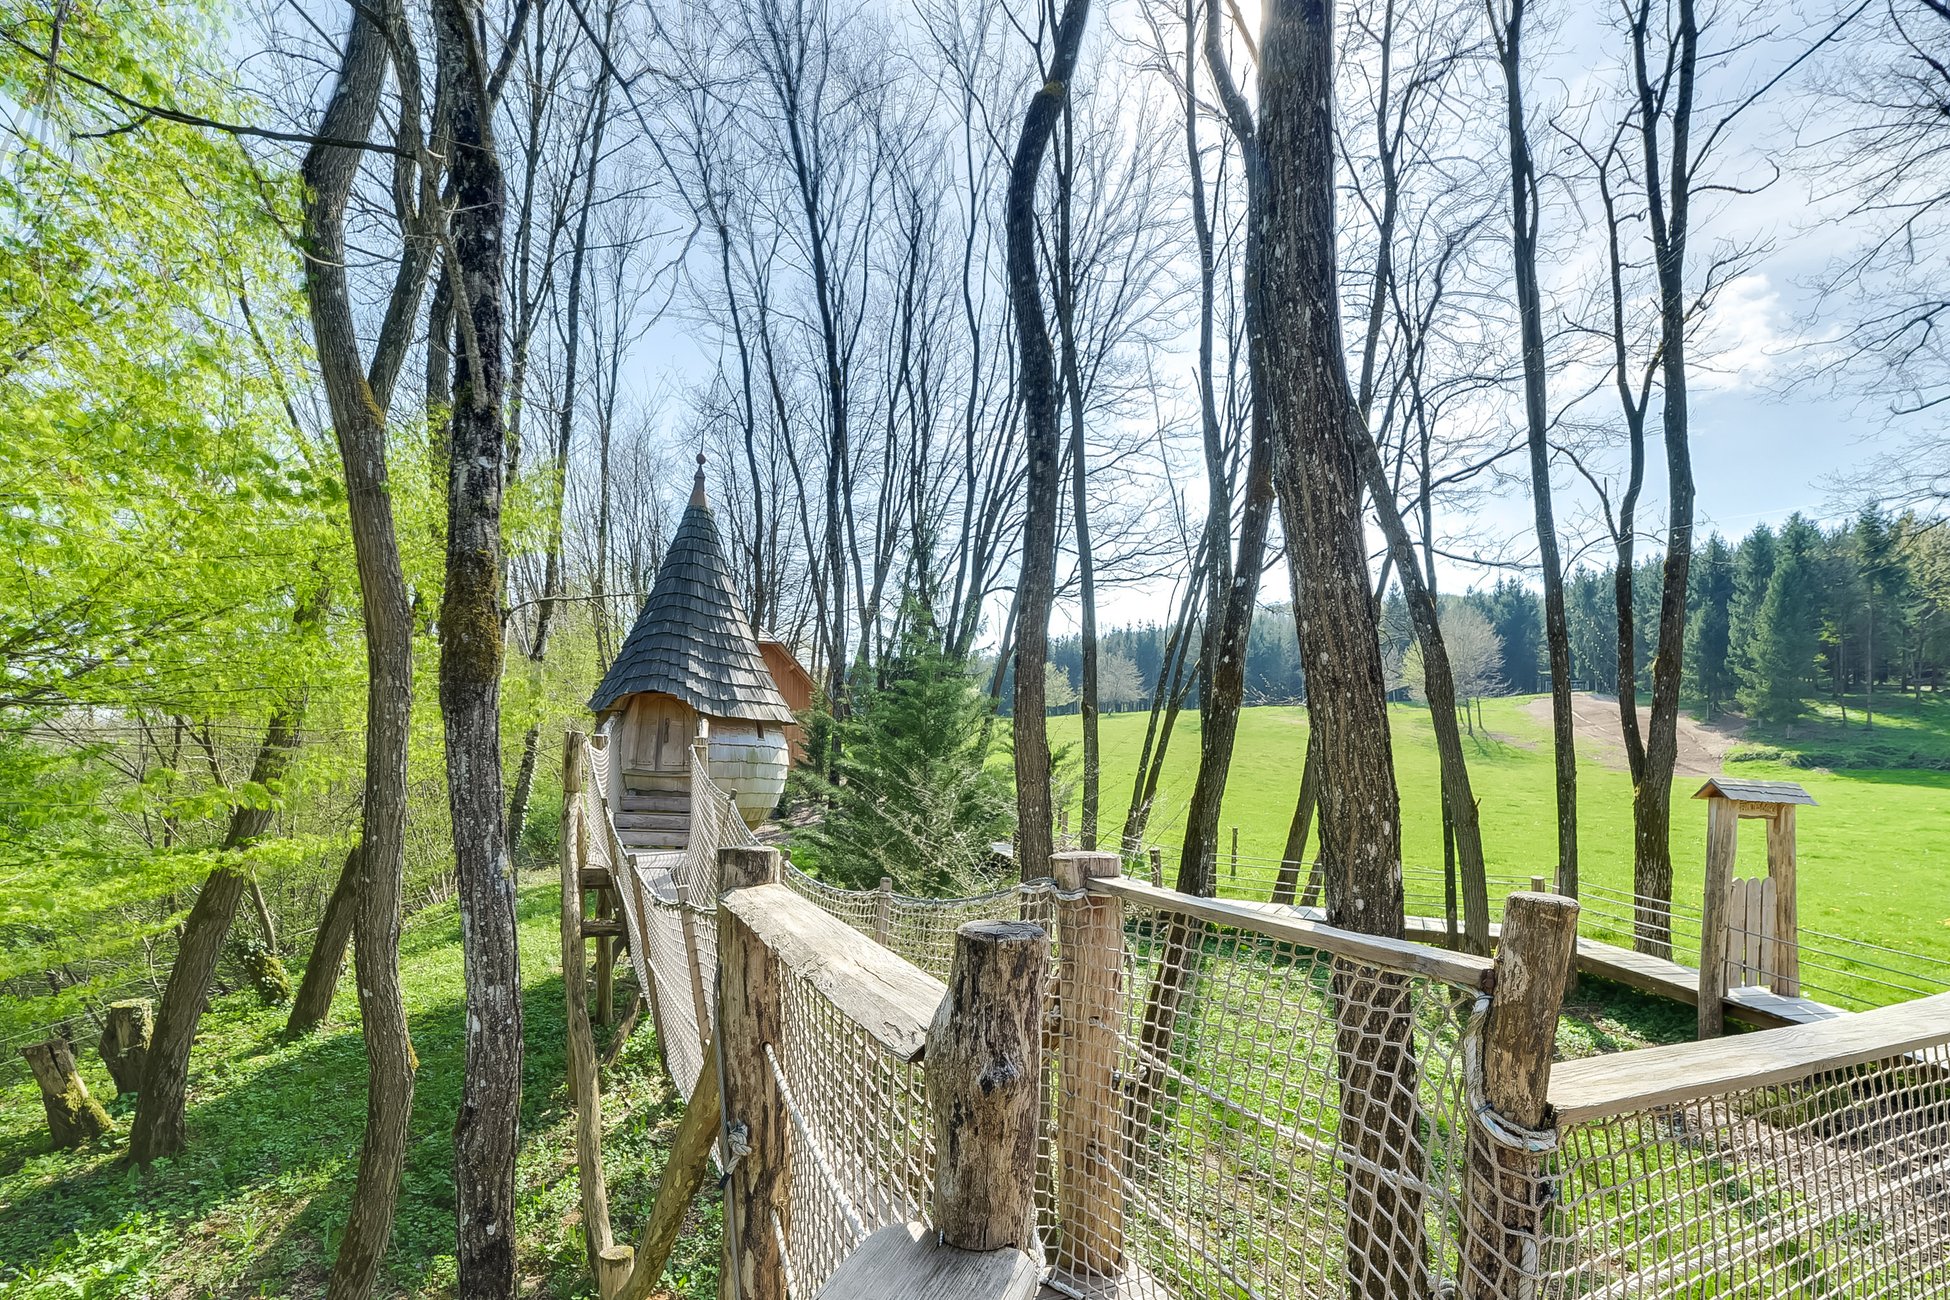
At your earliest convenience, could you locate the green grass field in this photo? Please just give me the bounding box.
[1050,697,1950,998]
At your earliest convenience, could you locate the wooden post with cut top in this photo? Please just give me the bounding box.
[874,876,895,946]
[1052,850,1125,1278]
[1698,796,1738,1039]
[928,919,1049,1252]
[718,845,787,1300]
[1462,891,1579,1300]
[1767,804,1799,997]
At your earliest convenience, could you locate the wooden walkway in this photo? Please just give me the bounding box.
[1234,900,1846,1030]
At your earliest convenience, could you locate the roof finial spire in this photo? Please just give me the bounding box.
[690,452,708,508]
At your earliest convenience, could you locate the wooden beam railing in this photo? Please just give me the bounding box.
[1087,874,1496,990]
[1549,989,1950,1125]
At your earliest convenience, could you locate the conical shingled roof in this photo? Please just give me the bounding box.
[589,459,794,724]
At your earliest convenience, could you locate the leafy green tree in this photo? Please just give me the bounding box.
[1684,533,1735,717]
[797,630,1014,894]
[1739,515,1822,726]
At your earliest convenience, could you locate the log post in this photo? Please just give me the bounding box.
[1052,850,1124,1276]
[22,1037,112,1148]
[1698,797,1739,1039]
[595,879,616,1028]
[928,919,1048,1252]
[1767,805,1799,997]
[1229,826,1238,882]
[620,1047,723,1299]
[1463,891,1579,1300]
[677,883,713,1055]
[1147,847,1162,888]
[873,876,894,946]
[100,998,154,1095]
[562,733,623,1288]
[718,844,787,1300]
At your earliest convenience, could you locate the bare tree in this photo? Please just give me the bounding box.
[298,8,417,1293]
[1487,0,1579,898]
[1005,0,1093,880]
[1262,0,1425,1292]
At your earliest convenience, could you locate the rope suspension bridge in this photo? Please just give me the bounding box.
[560,729,1950,1300]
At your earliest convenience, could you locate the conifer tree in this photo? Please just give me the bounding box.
[799,622,1013,894]
[1727,524,1777,688]
[1739,515,1821,726]
[1685,533,1735,717]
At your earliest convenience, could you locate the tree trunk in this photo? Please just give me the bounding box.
[1004,0,1093,880]
[509,14,614,847]
[1174,0,1275,906]
[130,704,302,1164]
[1629,0,1700,961]
[1271,731,1319,905]
[1057,136,1100,850]
[1262,3,1424,1295]
[1341,420,1491,953]
[434,4,524,1292]
[285,846,359,1036]
[301,9,416,1294]
[1492,0,1582,894]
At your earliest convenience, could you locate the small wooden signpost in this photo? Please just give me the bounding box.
[1694,777,1815,1038]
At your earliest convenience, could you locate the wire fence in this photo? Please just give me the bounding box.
[1176,846,1950,1012]
[1544,1017,1950,1295]
[565,739,1950,1299]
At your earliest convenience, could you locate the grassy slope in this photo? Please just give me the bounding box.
[1053,697,1950,976]
[0,878,719,1300]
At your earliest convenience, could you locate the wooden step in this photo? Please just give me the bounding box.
[619,791,688,814]
[615,811,689,832]
[622,772,689,794]
[618,828,689,851]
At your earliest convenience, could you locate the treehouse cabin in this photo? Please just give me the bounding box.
[589,457,798,850]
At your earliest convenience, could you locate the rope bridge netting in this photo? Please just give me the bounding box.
[570,737,1950,1298]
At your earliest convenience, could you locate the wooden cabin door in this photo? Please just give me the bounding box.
[627,696,693,774]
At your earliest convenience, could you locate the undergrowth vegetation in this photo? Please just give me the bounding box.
[0,879,718,1299]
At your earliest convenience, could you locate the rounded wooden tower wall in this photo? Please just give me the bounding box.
[707,717,790,828]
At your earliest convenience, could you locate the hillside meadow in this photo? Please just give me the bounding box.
[1049,696,1950,977]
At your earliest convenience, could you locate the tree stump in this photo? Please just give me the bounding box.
[22,1037,113,1147]
[100,999,155,1094]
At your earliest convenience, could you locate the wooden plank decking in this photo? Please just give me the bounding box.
[1228,899,1848,1030]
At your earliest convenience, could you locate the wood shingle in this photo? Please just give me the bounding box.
[589,461,794,724]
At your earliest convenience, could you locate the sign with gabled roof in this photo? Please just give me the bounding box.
[588,456,794,725]
[1692,777,1816,807]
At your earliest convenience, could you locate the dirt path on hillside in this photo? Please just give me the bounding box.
[1522,691,1746,777]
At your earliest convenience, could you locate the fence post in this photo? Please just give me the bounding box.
[562,732,626,1293]
[928,919,1049,1252]
[1698,797,1738,1038]
[873,876,894,946]
[1147,847,1162,888]
[1767,805,1800,997]
[675,883,713,1058]
[595,879,617,1028]
[717,845,786,1300]
[1052,850,1125,1278]
[1464,891,1579,1300]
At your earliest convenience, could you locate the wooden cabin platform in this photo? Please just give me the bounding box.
[1231,900,1848,1030]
